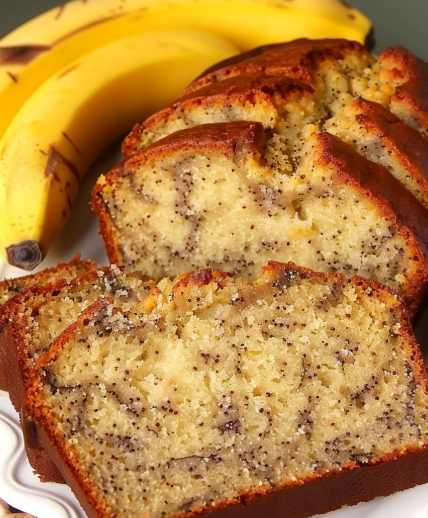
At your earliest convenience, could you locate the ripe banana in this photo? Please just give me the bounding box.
[0,0,372,150]
[0,29,239,269]
[0,0,372,270]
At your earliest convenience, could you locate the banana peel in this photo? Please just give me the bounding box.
[0,0,373,270]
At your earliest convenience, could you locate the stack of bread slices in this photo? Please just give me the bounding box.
[2,39,428,518]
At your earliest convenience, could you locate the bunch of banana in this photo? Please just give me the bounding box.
[0,0,372,270]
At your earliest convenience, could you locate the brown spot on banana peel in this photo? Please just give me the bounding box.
[6,240,43,270]
[0,45,52,65]
[6,71,18,83]
[55,5,66,20]
[62,132,81,155]
[45,145,80,183]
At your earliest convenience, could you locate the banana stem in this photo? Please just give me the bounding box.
[6,240,42,270]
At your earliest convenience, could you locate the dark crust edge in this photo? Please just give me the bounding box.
[35,421,428,518]
[0,267,117,406]
[186,447,428,518]
[91,175,125,266]
[23,263,428,518]
[0,253,93,308]
[21,412,65,484]
[0,278,71,412]
[183,38,371,96]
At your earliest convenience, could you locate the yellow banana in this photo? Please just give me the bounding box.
[0,29,239,269]
[0,0,372,147]
[0,0,372,270]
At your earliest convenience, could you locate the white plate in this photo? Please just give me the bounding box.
[1,143,428,518]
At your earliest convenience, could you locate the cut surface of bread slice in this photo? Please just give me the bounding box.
[0,265,155,482]
[92,121,428,315]
[24,262,428,518]
[0,254,95,390]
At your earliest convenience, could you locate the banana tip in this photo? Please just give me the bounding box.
[6,240,43,271]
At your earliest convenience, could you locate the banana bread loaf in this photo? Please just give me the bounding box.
[0,254,95,390]
[0,265,155,482]
[122,39,428,210]
[24,262,428,518]
[92,121,428,316]
[93,39,428,316]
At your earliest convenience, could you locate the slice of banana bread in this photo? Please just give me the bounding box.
[92,121,428,315]
[122,73,321,156]
[324,97,428,209]
[0,254,95,390]
[184,40,428,138]
[24,262,428,518]
[0,265,155,482]
[182,38,374,96]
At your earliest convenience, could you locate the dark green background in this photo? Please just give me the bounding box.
[0,0,427,60]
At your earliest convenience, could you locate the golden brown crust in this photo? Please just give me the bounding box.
[184,38,370,95]
[90,174,125,266]
[379,46,428,134]
[0,323,6,392]
[132,120,269,163]
[0,254,93,306]
[28,419,428,518]
[122,74,313,157]
[185,447,428,518]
